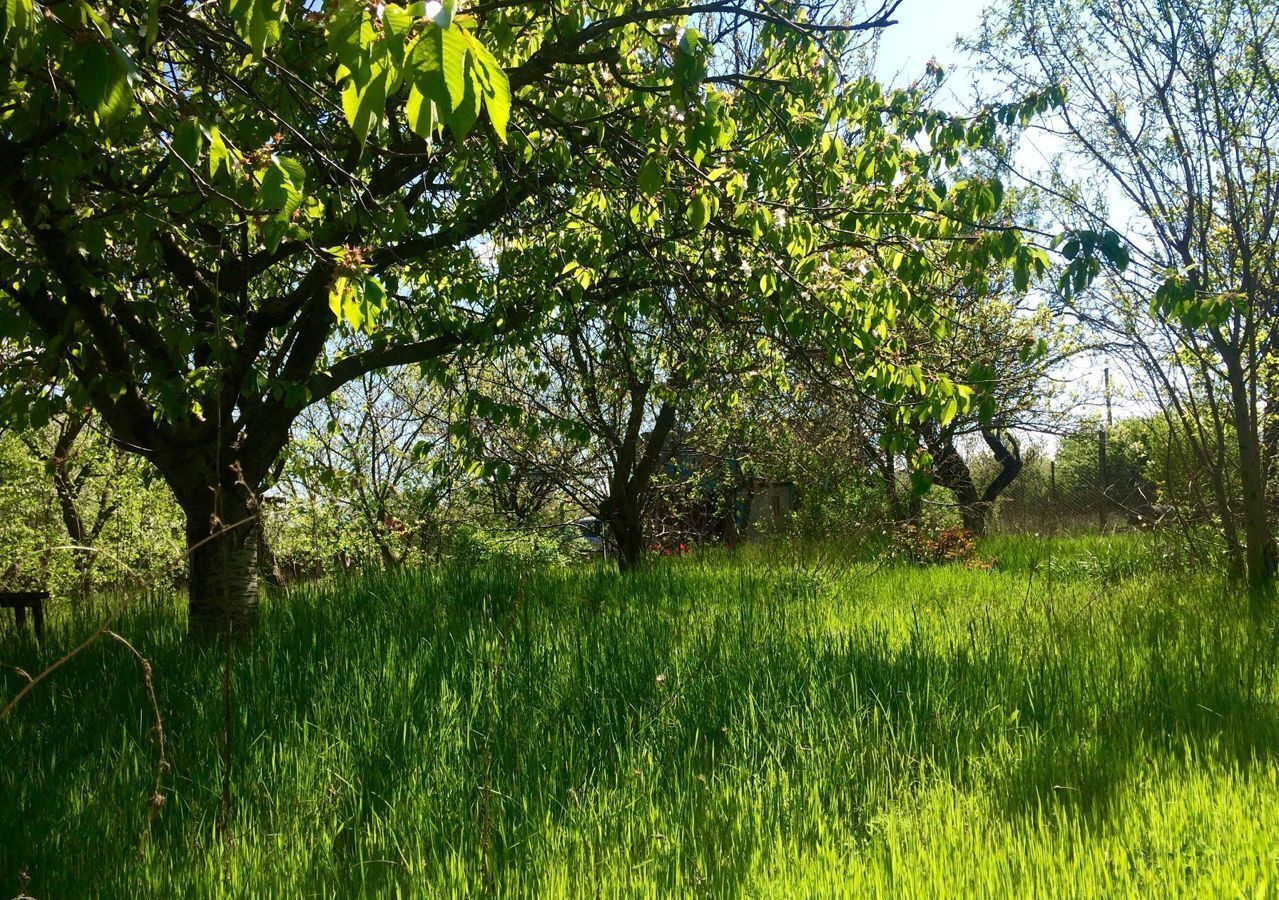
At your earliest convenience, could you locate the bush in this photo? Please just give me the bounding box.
[446,524,589,569]
[889,522,979,565]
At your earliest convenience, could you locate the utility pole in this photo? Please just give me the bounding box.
[1105,366,1113,427]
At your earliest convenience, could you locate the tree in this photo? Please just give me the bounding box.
[0,415,184,597]
[972,0,1279,584]
[1,0,922,633]
[474,291,717,572]
[284,367,454,568]
[20,413,122,598]
[912,282,1073,536]
[2,0,1096,630]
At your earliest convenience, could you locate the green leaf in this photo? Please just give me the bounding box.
[940,394,958,425]
[342,64,390,143]
[408,27,487,139]
[405,84,438,141]
[638,157,665,196]
[464,32,510,142]
[440,25,469,112]
[382,3,414,41]
[258,157,305,217]
[686,192,715,231]
[226,0,286,58]
[330,274,354,323]
[910,469,933,495]
[172,118,203,169]
[2,0,35,39]
[73,44,134,124]
[144,0,160,49]
[208,126,232,177]
[406,26,443,84]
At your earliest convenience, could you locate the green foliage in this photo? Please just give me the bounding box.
[0,426,183,597]
[446,523,587,569]
[1055,419,1159,507]
[786,479,895,543]
[0,0,1082,555]
[4,538,1279,895]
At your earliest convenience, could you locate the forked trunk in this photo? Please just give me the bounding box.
[927,428,1022,538]
[932,439,987,536]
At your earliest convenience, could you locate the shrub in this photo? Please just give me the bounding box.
[889,522,978,565]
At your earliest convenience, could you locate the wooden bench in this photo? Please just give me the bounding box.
[1,591,48,643]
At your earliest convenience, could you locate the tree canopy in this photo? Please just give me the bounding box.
[0,0,1099,630]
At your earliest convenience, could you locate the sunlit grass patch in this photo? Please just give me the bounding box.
[3,535,1277,897]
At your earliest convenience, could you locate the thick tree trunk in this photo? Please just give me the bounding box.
[181,488,261,639]
[931,438,988,536]
[613,506,646,572]
[925,428,1022,538]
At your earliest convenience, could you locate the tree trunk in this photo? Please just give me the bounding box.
[1225,352,1277,588]
[925,428,1022,538]
[1264,362,1279,516]
[613,503,646,572]
[931,437,988,535]
[182,488,261,639]
[600,391,681,573]
[975,426,1023,534]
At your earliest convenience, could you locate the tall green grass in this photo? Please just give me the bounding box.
[3,535,1279,897]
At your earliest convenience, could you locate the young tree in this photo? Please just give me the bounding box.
[972,0,1279,583]
[20,413,122,597]
[475,291,720,572]
[285,367,454,568]
[912,291,1072,536]
[0,414,183,597]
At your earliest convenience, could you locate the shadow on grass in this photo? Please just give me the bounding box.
[4,561,1279,895]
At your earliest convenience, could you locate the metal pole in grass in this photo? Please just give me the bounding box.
[1098,425,1108,531]
[1047,459,1056,535]
[1098,367,1112,532]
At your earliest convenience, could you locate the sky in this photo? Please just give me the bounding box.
[870,0,991,88]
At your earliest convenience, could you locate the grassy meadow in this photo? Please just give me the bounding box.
[4,534,1279,897]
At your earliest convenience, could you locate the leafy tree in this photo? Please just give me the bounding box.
[284,367,455,568]
[472,296,705,571]
[0,415,183,597]
[1,0,1090,630]
[912,283,1074,536]
[0,0,896,632]
[971,0,1279,583]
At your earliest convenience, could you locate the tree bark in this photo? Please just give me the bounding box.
[601,392,680,573]
[611,499,647,572]
[1224,350,1277,588]
[977,426,1023,530]
[47,416,94,598]
[174,470,264,639]
[930,437,986,535]
[926,427,1022,537]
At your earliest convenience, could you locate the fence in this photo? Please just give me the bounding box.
[986,422,1168,535]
